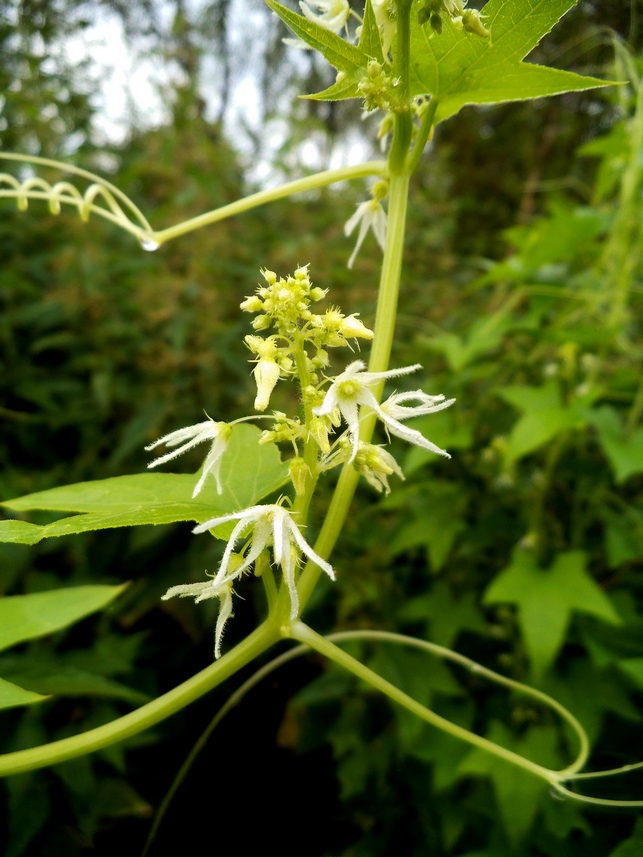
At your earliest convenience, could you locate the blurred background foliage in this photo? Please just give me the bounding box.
[1,0,643,854]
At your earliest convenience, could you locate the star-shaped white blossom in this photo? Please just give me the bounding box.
[145,419,231,497]
[313,361,455,462]
[162,578,234,659]
[344,199,387,269]
[195,504,334,621]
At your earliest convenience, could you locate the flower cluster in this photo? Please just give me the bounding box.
[242,266,374,411]
[162,504,334,657]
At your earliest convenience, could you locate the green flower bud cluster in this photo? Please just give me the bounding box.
[338,438,404,494]
[417,0,490,39]
[241,266,374,416]
[358,60,402,114]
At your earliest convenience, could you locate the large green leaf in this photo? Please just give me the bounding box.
[0,585,125,652]
[484,549,621,677]
[0,424,288,545]
[409,0,611,123]
[0,676,47,710]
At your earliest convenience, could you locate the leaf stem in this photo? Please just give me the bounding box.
[153,162,387,244]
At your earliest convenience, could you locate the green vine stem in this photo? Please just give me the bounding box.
[0,621,279,777]
[291,622,588,785]
[1,153,386,246]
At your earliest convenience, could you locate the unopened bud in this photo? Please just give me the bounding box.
[254,360,281,411]
[289,456,309,496]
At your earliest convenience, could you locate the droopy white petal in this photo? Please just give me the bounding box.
[147,419,230,496]
[214,584,234,659]
[376,409,451,458]
[299,0,350,33]
[161,581,217,601]
[192,432,229,497]
[287,515,335,581]
[381,391,455,421]
[344,200,387,269]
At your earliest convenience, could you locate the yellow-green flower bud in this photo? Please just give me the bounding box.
[462,9,490,38]
[289,456,309,496]
[340,314,374,340]
[310,287,327,302]
[252,315,272,331]
[309,417,331,455]
[240,295,263,313]
[254,359,281,411]
[261,268,277,285]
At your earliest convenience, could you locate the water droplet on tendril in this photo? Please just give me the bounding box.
[549,785,567,802]
[140,237,160,252]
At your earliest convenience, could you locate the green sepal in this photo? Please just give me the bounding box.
[307,74,362,102]
[0,424,288,544]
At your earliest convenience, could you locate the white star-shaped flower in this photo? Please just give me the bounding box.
[193,504,335,622]
[162,578,234,659]
[145,419,231,497]
[313,361,455,462]
[344,199,387,269]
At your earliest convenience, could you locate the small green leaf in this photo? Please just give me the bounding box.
[0,676,47,710]
[0,667,150,705]
[0,424,288,544]
[400,581,487,647]
[589,406,643,483]
[484,549,621,677]
[0,585,125,652]
[409,0,611,123]
[608,817,643,857]
[497,381,586,463]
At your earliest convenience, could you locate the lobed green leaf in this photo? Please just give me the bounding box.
[410,0,611,123]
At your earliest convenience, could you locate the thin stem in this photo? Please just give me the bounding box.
[325,630,589,776]
[406,97,439,175]
[551,782,643,807]
[291,622,563,784]
[0,622,279,777]
[153,162,387,244]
